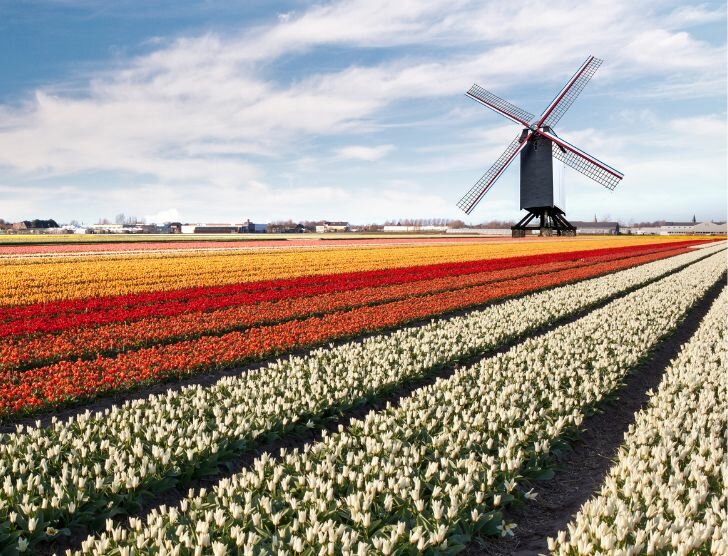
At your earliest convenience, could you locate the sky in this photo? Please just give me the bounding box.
[0,0,725,225]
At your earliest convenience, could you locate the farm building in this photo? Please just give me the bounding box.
[659,221,726,235]
[87,224,145,234]
[571,221,620,235]
[623,221,726,235]
[11,219,60,230]
[268,223,304,233]
[660,221,697,234]
[689,221,726,235]
[8,219,66,234]
[180,221,268,234]
[315,221,350,232]
[382,225,448,232]
[446,228,521,236]
[181,224,242,233]
[243,220,268,233]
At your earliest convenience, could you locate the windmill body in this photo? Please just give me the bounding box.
[520,127,555,209]
[457,56,623,236]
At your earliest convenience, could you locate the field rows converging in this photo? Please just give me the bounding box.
[0,237,725,555]
[63,246,726,554]
[0,240,699,333]
[0,236,712,306]
[0,240,724,553]
[550,287,728,555]
[0,236,521,255]
[0,242,701,372]
[0,242,720,416]
[3,11,727,555]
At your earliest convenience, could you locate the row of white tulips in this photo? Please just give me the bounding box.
[0,243,724,552]
[688,241,724,249]
[69,248,727,554]
[549,287,727,556]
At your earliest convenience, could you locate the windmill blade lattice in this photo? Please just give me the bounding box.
[537,56,602,128]
[466,84,535,127]
[456,132,529,214]
[551,142,622,190]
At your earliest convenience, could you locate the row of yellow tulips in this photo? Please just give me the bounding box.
[0,236,709,306]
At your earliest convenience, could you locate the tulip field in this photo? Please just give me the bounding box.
[0,235,725,555]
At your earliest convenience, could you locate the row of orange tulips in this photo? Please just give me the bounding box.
[0,246,690,417]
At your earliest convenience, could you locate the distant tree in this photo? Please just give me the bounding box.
[97,217,111,225]
[29,219,58,228]
[115,213,125,225]
[633,220,666,227]
[475,219,514,229]
[449,219,466,229]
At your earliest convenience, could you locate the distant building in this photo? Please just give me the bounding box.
[12,219,59,230]
[243,220,268,233]
[268,223,304,233]
[8,219,65,234]
[660,222,696,235]
[623,221,727,236]
[315,221,350,233]
[181,224,240,234]
[571,221,620,235]
[654,221,728,235]
[382,225,448,232]
[88,223,133,234]
[179,222,268,234]
[446,228,518,236]
[682,221,726,235]
[624,226,660,235]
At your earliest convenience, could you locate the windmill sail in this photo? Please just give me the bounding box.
[457,54,623,235]
[466,84,535,127]
[542,130,623,190]
[536,56,602,128]
[456,132,531,214]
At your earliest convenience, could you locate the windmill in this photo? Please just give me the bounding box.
[457,55,623,236]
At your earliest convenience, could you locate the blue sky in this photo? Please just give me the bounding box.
[0,0,725,224]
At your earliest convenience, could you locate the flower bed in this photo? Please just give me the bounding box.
[69,248,727,555]
[0,245,712,416]
[0,244,696,371]
[1,241,693,334]
[0,237,709,306]
[0,245,724,551]
[549,288,727,555]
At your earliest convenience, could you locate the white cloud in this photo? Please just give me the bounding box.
[664,4,726,27]
[144,208,180,224]
[668,115,726,137]
[335,145,395,161]
[0,0,724,223]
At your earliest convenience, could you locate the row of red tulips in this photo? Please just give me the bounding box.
[0,251,667,372]
[0,240,704,336]
[0,246,688,417]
